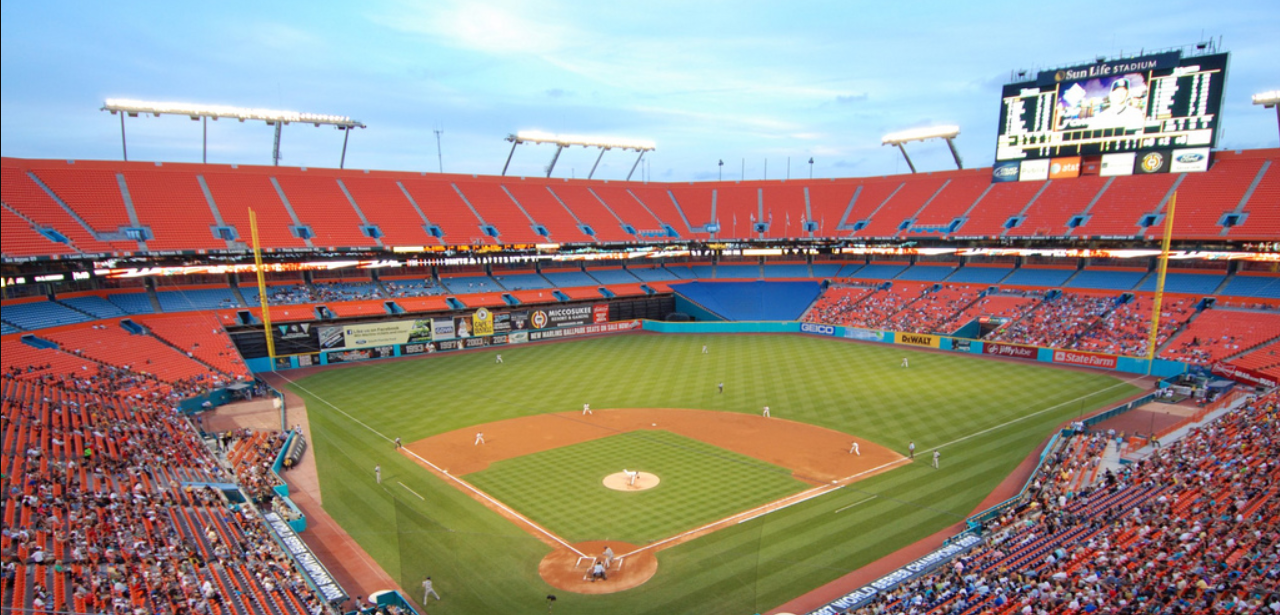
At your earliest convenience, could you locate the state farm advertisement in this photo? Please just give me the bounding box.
[983,342,1038,360]
[1052,349,1117,369]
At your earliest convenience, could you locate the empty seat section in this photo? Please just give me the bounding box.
[0,166,126,253]
[541,270,597,288]
[587,185,668,237]
[1077,173,1175,237]
[1,301,93,330]
[665,183,716,237]
[503,182,595,243]
[854,177,945,238]
[1229,339,1280,377]
[122,169,223,250]
[957,182,1040,237]
[903,175,990,237]
[1220,273,1280,299]
[1160,309,1280,365]
[628,267,680,282]
[136,313,249,379]
[546,185,635,242]
[1231,159,1280,240]
[1001,266,1075,287]
[155,288,240,312]
[29,166,133,234]
[106,292,155,314]
[715,264,759,279]
[895,264,956,282]
[340,176,439,245]
[760,185,808,239]
[59,296,128,319]
[585,268,641,284]
[275,174,375,248]
[1065,268,1146,291]
[810,263,842,278]
[1160,156,1265,239]
[806,182,860,236]
[202,172,307,248]
[401,178,487,244]
[452,181,543,243]
[849,263,906,280]
[1136,271,1224,294]
[0,207,76,257]
[495,272,552,290]
[1007,176,1106,238]
[843,180,904,238]
[706,184,757,240]
[45,325,213,383]
[762,263,811,279]
[441,275,501,294]
[945,264,1014,284]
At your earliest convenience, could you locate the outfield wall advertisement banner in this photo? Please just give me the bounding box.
[896,332,940,348]
[319,320,432,350]
[529,320,641,341]
[1052,349,1118,369]
[530,305,601,329]
[272,323,320,355]
[807,533,983,615]
[983,342,1038,360]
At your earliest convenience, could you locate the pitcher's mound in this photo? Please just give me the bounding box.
[603,471,660,491]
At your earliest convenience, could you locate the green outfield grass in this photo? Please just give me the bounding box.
[289,333,1141,615]
[465,430,811,544]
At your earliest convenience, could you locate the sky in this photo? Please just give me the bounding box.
[2,0,1277,182]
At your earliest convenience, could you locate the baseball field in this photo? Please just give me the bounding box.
[286,332,1140,614]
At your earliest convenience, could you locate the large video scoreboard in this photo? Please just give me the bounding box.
[995,52,1228,166]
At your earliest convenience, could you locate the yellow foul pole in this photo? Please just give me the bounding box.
[1146,191,1177,374]
[249,209,277,364]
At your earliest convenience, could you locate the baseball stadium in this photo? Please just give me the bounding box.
[3,5,1280,615]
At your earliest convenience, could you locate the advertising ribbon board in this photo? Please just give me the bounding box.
[262,512,347,603]
[530,305,596,329]
[320,320,432,350]
[1210,362,1278,388]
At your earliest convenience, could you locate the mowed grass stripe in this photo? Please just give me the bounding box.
[465,431,811,544]
[295,333,1140,615]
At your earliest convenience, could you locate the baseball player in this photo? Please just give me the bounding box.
[901,357,909,368]
[495,354,503,364]
[762,405,770,418]
[908,440,915,459]
[849,441,860,455]
[375,464,381,484]
[702,344,709,354]
[932,450,941,469]
[583,403,592,415]
[421,577,441,603]
[603,545,615,568]
[394,437,401,449]
[624,469,639,487]
[718,382,724,394]
[474,432,485,445]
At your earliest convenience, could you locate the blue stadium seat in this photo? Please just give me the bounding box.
[496,273,553,290]
[716,264,760,279]
[945,266,1013,284]
[810,264,842,278]
[156,288,241,312]
[542,270,598,288]
[60,296,129,319]
[1001,268,1075,287]
[586,269,642,284]
[763,264,812,279]
[441,276,503,294]
[106,292,155,314]
[1065,269,1146,291]
[1,301,93,330]
[629,267,681,282]
[895,265,956,282]
[1137,272,1224,294]
[671,281,823,321]
[1220,275,1280,299]
[849,264,905,280]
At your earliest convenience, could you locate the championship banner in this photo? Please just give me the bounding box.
[896,332,940,348]
[1210,362,1278,388]
[1052,349,1117,369]
[983,341,1038,360]
[472,307,494,336]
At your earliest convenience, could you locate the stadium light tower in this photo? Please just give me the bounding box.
[100,99,366,168]
[502,131,655,180]
[881,125,963,173]
[1255,91,1280,142]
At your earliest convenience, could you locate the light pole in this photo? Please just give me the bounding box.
[718,159,723,181]
[1254,91,1280,142]
[808,157,814,179]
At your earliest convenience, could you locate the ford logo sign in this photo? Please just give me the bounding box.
[1176,152,1204,163]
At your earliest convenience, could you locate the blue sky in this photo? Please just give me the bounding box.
[2,0,1276,181]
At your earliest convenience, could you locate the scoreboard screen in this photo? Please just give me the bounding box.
[995,52,1227,162]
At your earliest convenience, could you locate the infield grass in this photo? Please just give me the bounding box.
[290,332,1141,614]
[466,430,811,544]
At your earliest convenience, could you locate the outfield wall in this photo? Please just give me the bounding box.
[246,317,1186,378]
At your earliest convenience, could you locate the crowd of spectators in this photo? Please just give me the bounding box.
[1,370,334,615]
[804,285,879,325]
[382,279,443,298]
[1159,310,1280,366]
[885,285,982,333]
[1071,295,1198,357]
[823,283,931,329]
[845,390,1280,615]
[225,428,289,505]
[988,292,1118,349]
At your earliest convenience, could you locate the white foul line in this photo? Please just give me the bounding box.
[834,495,878,514]
[397,482,425,501]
